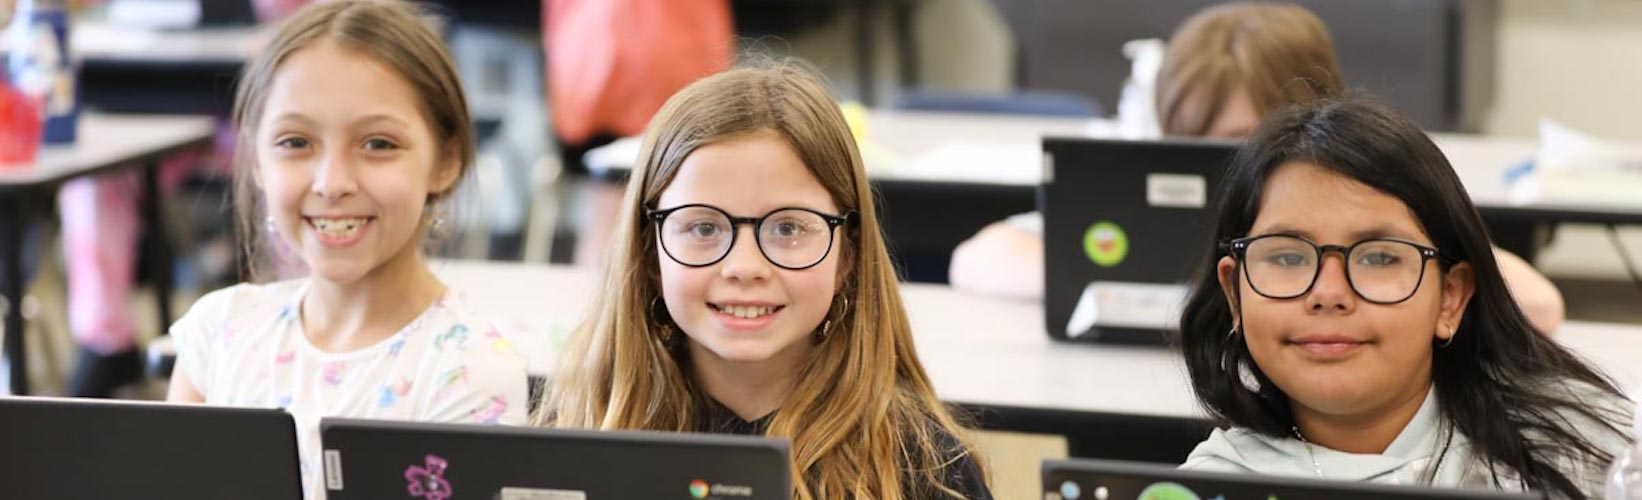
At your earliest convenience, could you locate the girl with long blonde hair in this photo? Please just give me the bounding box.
[537,62,991,499]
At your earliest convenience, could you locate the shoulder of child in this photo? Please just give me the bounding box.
[1180,427,1278,473]
[171,280,304,341]
[1525,379,1631,439]
[1523,378,1634,455]
[420,292,529,368]
[1507,378,1634,498]
[169,280,304,396]
[908,419,994,499]
[410,293,530,426]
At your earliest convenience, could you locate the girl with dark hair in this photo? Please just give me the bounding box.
[1176,97,1634,499]
[952,3,1564,338]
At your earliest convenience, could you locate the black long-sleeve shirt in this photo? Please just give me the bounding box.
[697,398,994,499]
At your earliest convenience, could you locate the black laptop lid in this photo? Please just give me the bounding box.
[0,397,302,499]
[1040,137,1234,343]
[321,418,792,500]
[1042,458,1544,500]
[197,0,256,25]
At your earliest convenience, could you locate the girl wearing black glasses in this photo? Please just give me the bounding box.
[1176,97,1633,499]
[535,61,991,500]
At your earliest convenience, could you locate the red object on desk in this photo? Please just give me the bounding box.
[0,80,44,167]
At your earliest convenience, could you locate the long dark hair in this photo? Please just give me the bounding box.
[1176,97,1629,498]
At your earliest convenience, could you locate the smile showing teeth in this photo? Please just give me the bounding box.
[308,217,369,237]
[711,303,780,319]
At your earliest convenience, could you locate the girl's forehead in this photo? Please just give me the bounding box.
[658,134,838,215]
[1250,161,1429,243]
[261,41,431,125]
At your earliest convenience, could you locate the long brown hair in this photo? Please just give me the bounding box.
[1156,2,1345,136]
[229,0,475,281]
[538,61,986,499]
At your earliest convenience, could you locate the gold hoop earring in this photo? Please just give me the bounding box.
[650,295,675,344]
[1434,322,1457,349]
[815,295,850,342]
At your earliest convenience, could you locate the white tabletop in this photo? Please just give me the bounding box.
[856,110,1101,186]
[433,260,1642,420]
[586,111,1642,217]
[0,114,216,186]
[586,110,1102,187]
[1435,134,1642,216]
[74,22,258,65]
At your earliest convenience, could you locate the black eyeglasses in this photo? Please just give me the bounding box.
[1221,234,1451,304]
[645,204,852,270]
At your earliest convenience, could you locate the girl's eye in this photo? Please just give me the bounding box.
[275,137,310,149]
[1357,251,1402,267]
[688,222,721,238]
[772,221,803,237]
[364,138,398,151]
[1268,252,1311,267]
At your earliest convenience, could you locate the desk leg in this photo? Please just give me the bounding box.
[1485,218,1554,263]
[140,161,175,336]
[893,0,918,88]
[1,198,28,395]
[855,0,878,106]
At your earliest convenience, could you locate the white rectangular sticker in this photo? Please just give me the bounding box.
[497,487,588,500]
[1066,281,1188,336]
[1146,173,1207,208]
[1042,151,1056,184]
[324,449,344,491]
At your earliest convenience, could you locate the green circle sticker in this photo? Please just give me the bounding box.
[1083,221,1129,268]
[1137,482,1201,500]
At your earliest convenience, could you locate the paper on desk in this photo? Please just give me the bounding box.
[107,0,202,28]
[73,23,164,55]
[1509,119,1642,207]
[582,135,642,174]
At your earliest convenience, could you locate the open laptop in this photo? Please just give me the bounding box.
[0,396,302,499]
[1042,458,1545,500]
[1040,137,1235,343]
[321,418,792,500]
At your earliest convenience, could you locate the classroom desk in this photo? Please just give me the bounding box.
[430,260,1642,461]
[1435,135,1642,260]
[74,22,257,115]
[1,114,216,395]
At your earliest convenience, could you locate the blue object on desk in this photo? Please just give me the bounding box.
[893,89,1103,117]
[4,0,78,144]
[1503,158,1537,186]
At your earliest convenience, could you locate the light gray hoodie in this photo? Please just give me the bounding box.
[1181,383,1635,499]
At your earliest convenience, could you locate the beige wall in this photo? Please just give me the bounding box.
[1485,0,1642,140]
[778,0,1014,103]
[788,0,1642,142]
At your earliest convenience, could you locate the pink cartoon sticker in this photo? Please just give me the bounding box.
[405,454,452,500]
